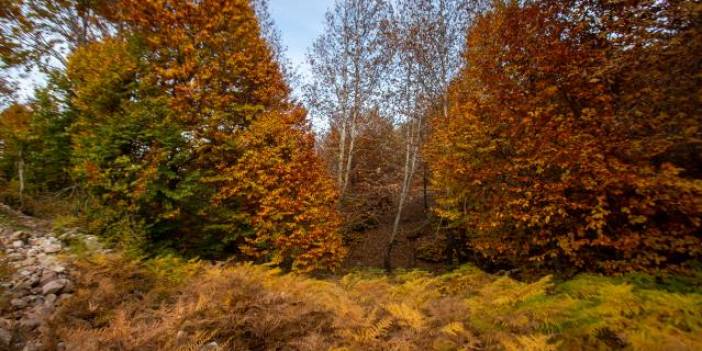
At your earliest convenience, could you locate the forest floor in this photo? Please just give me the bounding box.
[0,204,701,350]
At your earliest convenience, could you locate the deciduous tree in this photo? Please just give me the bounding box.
[428,0,702,273]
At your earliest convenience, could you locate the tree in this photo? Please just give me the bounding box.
[306,0,394,200]
[0,104,33,205]
[220,107,345,271]
[317,108,402,232]
[67,0,344,270]
[0,0,113,73]
[427,0,702,273]
[383,0,487,272]
[0,82,74,203]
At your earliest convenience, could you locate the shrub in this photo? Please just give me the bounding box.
[44,253,702,350]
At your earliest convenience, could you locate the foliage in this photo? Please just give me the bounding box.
[45,253,702,350]
[0,84,74,203]
[318,110,403,232]
[0,104,33,180]
[216,107,346,271]
[427,0,702,273]
[63,0,343,270]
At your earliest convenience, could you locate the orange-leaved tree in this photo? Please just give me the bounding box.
[0,104,33,204]
[68,0,344,270]
[427,0,702,273]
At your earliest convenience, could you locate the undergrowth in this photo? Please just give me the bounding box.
[41,254,702,350]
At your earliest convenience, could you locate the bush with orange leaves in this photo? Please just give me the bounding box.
[427,0,702,273]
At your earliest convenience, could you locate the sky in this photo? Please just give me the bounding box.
[268,0,331,81]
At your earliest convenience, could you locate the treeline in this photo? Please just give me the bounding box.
[1,0,701,274]
[307,0,701,273]
[0,0,343,271]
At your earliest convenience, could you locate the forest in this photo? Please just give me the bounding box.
[0,0,700,350]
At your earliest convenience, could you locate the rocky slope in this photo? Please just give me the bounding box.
[0,204,99,351]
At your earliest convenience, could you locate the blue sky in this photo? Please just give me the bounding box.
[268,0,331,78]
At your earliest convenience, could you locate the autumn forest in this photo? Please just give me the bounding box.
[0,0,700,350]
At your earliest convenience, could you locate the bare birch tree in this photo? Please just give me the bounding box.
[305,0,393,200]
[384,0,488,272]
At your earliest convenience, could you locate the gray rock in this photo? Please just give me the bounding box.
[10,298,27,309]
[19,317,40,330]
[40,271,58,285]
[43,243,61,254]
[19,270,32,277]
[12,240,24,248]
[41,279,67,295]
[26,295,42,305]
[44,294,57,307]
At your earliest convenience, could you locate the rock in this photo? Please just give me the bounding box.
[62,280,75,293]
[21,340,42,351]
[19,317,40,330]
[28,275,40,287]
[11,230,29,241]
[56,342,66,351]
[42,243,61,254]
[41,279,67,295]
[7,253,23,261]
[200,341,219,351]
[12,240,24,248]
[40,271,57,285]
[50,265,66,273]
[31,304,53,317]
[83,236,101,250]
[11,298,27,309]
[26,295,42,305]
[0,327,11,348]
[44,293,57,308]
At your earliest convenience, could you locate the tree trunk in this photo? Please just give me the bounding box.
[385,119,419,273]
[337,118,348,193]
[17,149,25,208]
[341,115,357,198]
